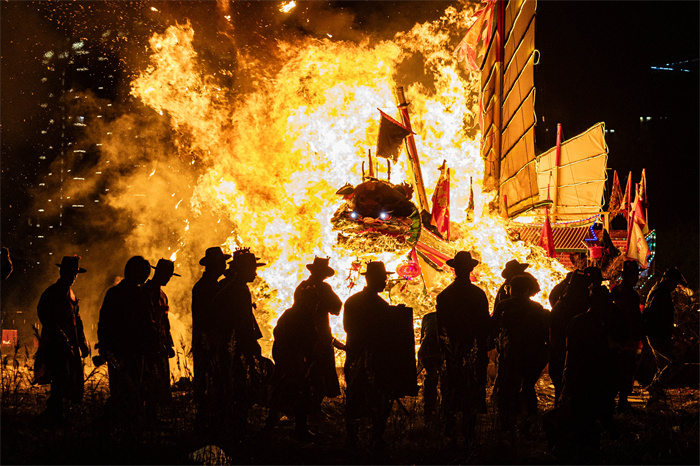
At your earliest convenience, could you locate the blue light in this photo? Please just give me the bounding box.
[350,212,358,219]
[379,212,388,220]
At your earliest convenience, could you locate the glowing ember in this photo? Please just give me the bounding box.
[280,1,296,13]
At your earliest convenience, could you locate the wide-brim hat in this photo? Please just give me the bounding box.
[663,267,688,287]
[306,257,335,278]
[361,261,394,278]
[151,258,181,277]
[56,255,87,274]
[199,247,232,266]
[446,251,479,271]
[501,259,529,278]
[232,249,267,268]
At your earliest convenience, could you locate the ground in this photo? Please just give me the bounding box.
[1,356,698,465]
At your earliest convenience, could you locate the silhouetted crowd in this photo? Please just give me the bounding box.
[28,246,691,457]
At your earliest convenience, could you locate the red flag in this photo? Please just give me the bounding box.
[454,0,497,70]
[538,209,555,258]
[430,161,450,240]
[607,170,623,217]
[376,109,412,163]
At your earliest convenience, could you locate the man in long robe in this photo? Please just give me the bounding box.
[493,274,549,428]
[143,259,178,406]
[343,261,398,451]
[211,248,270,439]
[643,267,689,407]
[97,256,160,422]
[191,246,230,433]
[35,255,89,423]
[436,251,489,443]
[268,257,342,439]
[610,260,643,412]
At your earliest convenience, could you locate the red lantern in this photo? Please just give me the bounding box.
[396,260,421,280]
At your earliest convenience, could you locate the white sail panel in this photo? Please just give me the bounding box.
[537,122,609,219]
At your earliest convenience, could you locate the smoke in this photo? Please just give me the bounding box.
[7,2,493,374]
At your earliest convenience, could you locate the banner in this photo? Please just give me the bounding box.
[430,161,450,240]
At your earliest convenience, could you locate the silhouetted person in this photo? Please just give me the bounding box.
[643,266,688,408]
[560,286,619,455]
[549,271,574,309]
[418,311,440,423]
[584,265,604,291]
[610,260,643,411]
[549,270,590,405]
[191,246,230,434]
[211,248,269,440]
[494,274,550,429]
[97,256,160,422]
[143,258,179,407]
[34,255,89,424]
[436,251,489,443]
[493,259,529,311]
[343,261,396,451]
[1,247,12,280]
[491,260,535,407]
[267,257,342,439]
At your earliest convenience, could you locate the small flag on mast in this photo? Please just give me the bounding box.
[376,109,412,163]
[538,208,555,258]
[430,161,450,241]
[620,171,632,221]
[608,170,623,218]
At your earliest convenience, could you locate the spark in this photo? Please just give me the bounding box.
[280,1,296,13]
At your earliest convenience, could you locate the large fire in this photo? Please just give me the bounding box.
[117,3,567,370]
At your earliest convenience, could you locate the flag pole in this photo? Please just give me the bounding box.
[552,123,562,220]
[395,86,429,214]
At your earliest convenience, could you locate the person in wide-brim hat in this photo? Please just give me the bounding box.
[306,257,335,278]
[151,258,181,277]
[56,255,87,274]
[446,251,479,272]
[662,267,688,287]
[199,246,232,266]
[500,259,528,279]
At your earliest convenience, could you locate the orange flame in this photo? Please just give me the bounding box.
[126,4,566,366]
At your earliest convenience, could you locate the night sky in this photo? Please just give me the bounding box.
[1,1,698,286]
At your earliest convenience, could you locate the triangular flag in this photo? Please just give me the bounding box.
[376,109,411,163]
[538,209,556,258]
[607,170,623,218]
[639,168,648,224]
[620,171,632,220]
[430,161,450,240]
[454,0,497,70]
